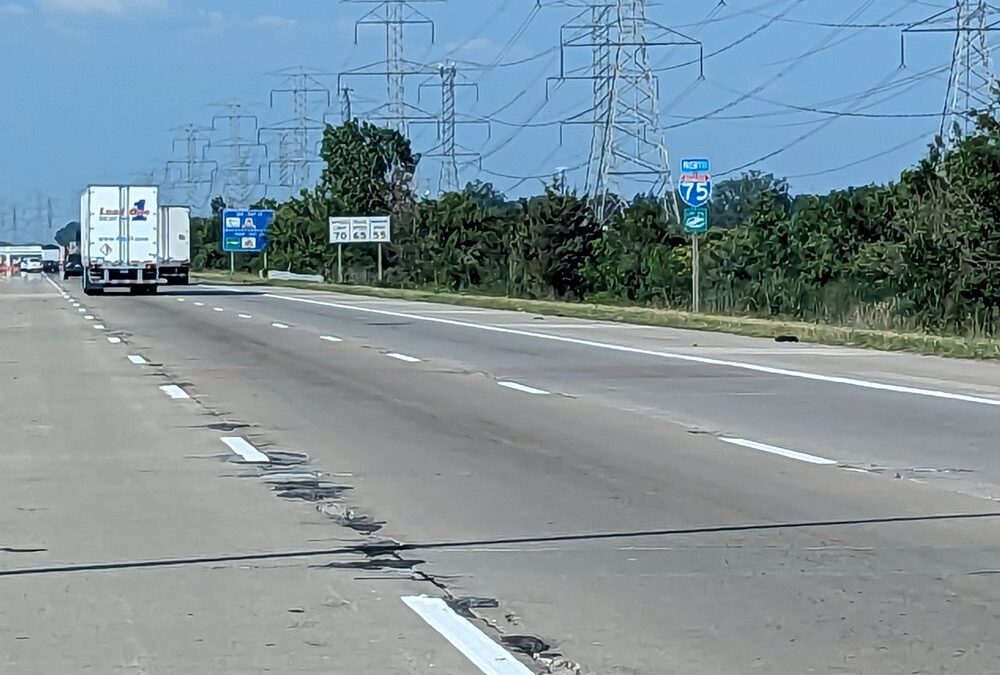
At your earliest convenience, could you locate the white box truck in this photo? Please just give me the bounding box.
[157,205,191,285]
[80,185,161,295]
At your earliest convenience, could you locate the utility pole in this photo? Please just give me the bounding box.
[259,67,332,194]
[903,1,999,147]
[206,102,268,209]
[166,123,218,208]
[551,0,702,223]
[416,61,489,192]
[340,0,442,135]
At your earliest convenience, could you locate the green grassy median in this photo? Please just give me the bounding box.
[192,271,1000,360]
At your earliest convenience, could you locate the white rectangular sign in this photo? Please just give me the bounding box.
[329,216,391,244]
[329,217,351,243]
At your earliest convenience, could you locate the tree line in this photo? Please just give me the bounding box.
[187,117,1000,338]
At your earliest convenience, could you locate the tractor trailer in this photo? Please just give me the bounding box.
[80,185,161,295]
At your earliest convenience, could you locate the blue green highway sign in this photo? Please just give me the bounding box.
[678,157,712,208]
[683,207,709,234]
[222,209,274,253]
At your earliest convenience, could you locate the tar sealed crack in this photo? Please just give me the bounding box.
[263,451,310,466]
[503,634,552,656]
[0,546,47,554]
[271,480,352,502]
[322,554,425,571]
[205,421,251,432]
[448,596,500,618]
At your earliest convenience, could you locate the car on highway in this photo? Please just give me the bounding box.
[22,258,43,273]
[63,254,83,279]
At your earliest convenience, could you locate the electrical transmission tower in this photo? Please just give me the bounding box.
[340,0,441,134]
[340,86,355,122]
[206,103,268,208]
[165,124,218,208]
[416,62,490,192]
[259,68,332,195]
[550,0,702,222]
[903,0,1000,146]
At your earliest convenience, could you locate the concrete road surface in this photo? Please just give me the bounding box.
[5,272,1000,674]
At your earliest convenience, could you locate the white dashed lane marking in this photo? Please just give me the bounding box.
[127,355,147,365]
[497,381,549,395]
[720,437,837,466]
[386,352,420,363]
[106,336,121,344]
[271,322,289,329]
[238,314,252,319]
[159,385,190,400]
[402,596,532,675]
[320,335,342,343]
[220,437,270,463]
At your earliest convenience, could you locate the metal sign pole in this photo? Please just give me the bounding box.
[337,244,343,283]
[691,233,700,313]
[229,251,235,276]
[377,243,383,282]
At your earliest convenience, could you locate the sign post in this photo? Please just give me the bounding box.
[328,215,391,284]
[222,209,275,277]
[678,159,712,314]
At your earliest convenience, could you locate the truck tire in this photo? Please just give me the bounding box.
[82,271,103,296]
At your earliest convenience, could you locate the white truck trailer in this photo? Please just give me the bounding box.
[157,205,191,285]
[80,185,161,295]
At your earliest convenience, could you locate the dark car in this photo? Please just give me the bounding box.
[63,254,83,279]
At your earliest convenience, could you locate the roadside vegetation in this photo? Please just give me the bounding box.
[182,114,997,351]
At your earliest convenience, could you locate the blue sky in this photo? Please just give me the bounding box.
[0,0,977,242]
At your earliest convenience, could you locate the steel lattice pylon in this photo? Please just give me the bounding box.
[341,0,441,136]
[904,0,1000,147]
[552,0,701,223]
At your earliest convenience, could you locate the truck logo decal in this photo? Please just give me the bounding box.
[98,199,151,221]
[131,199,150,221]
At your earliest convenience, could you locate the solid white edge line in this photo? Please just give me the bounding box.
[387,352,420,363]
[252,292,1000,409]
[498,381,549,395]
[106,337,121,344]
[127,355,147,365]
[220,436,270,463]
[238,313,252,319]
[159,384,190,400]
[401,596,532,675]
[720,437,838,465]
[320,335,342,342]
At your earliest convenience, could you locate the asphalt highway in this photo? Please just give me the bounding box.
[4,272,1000,674]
